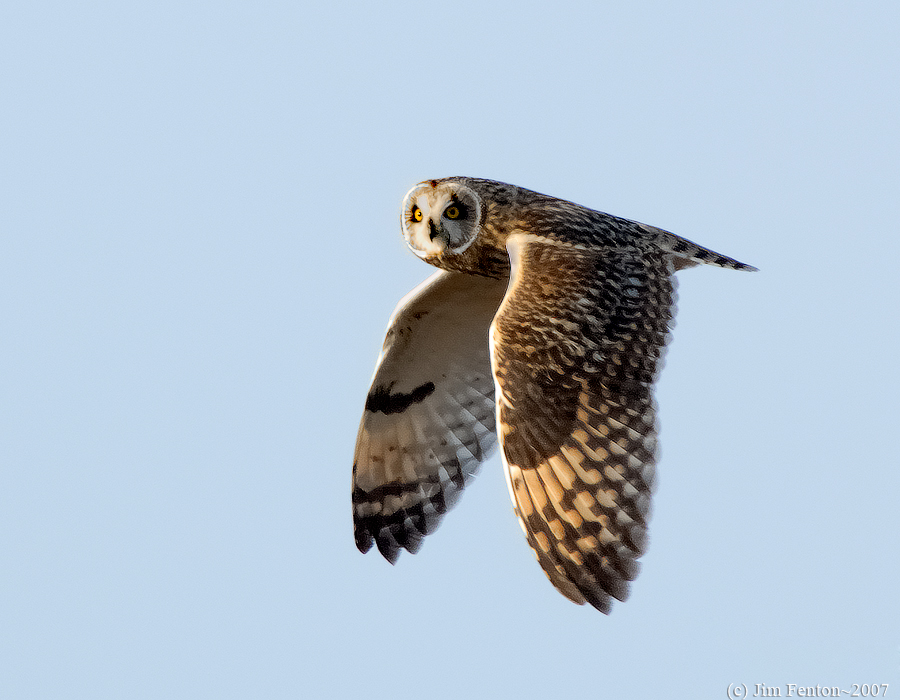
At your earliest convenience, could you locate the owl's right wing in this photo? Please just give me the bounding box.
[353,269,508,562]
[490,234,676,613]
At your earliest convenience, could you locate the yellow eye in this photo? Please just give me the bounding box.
[445,205,460,219]
[412,207,423,222]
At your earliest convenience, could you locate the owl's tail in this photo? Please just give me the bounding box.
[643,225,758,272]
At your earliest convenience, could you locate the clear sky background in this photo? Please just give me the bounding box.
[2,2,898,698]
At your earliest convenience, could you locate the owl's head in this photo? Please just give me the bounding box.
[400,180,483,261]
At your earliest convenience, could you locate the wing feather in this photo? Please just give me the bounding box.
[491,234,676,612]
[353,270,507,562]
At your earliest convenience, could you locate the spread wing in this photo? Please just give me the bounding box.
[353,269,508,562]
[490,234,676,612]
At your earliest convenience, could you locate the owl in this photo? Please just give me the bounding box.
[352,177,754,613]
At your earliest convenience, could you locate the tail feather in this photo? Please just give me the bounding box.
[639,224,757,272]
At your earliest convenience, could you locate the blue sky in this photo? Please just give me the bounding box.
[2,2,898,698]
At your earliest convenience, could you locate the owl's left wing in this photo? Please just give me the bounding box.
[491,234,676,613]
[353,269,508,562]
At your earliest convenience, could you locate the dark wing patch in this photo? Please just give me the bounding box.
[365,382,436,415]
[492,235,675,613]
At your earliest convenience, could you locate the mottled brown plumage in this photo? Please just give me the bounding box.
[353,177,755,612]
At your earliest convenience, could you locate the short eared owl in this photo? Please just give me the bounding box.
[353,177,754,613]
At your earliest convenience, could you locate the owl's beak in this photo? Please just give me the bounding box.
[428,220,447,250]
